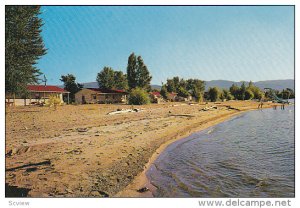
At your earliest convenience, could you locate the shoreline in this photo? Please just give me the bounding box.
[115,108,255,197]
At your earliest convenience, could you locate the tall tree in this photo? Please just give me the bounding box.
[160,84,168,99]
[136,56,152,91]
[127,53,137,90]
[240,82,246,100]
[96,67,115,89]
[60,74,83,102]
[166,79,176,93]
[6,6,47,102]
[126,53,152,91]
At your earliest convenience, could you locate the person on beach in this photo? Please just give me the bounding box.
[258,99,263,109]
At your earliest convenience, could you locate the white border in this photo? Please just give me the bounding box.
[1,1,298,208]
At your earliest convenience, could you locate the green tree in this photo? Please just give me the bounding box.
[186,79,205,102]
[127,53,137,90]
[126,53,152,91]
[240,82,246,100]
[245,89,254,100]
[160,84,168,99]
[96,67,115,89]
[246,82,264,100]
[173,76,180,91]
[222,89,234,101]
[279,88,294,99]
[286,88,295,99]
[128,88,150,105]
[208,87,221,102]
[60,74,83,102]
[179,78,187,89]
[177,86,190,98]
[97,67,128,90]
[166,79,176,92]
[248,80,254,88]
[6,6,47,103]
[229,84,240,100]
[136,56,152,91]
[114,71,128,90]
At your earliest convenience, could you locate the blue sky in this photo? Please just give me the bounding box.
[37,6,294,85]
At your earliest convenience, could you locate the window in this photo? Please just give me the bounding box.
[93,95,96,99]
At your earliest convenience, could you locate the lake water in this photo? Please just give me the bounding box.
[147,104,294,197]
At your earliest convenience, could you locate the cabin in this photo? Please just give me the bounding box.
[5,85,70,106]
[149,91,164,103]
[75,88,128,104]
[167,92,178,102]
[175,95,193,102]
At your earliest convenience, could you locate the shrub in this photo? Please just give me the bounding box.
[128,88,150,105]
[46,94,62,110]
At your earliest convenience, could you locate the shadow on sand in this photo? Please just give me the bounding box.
[5,183,31,197]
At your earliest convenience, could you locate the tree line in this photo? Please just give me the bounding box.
[96,53,152,92]
[206,81,265,102]
[160,77,205,102]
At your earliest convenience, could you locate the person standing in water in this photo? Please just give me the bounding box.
[258,99,263,109]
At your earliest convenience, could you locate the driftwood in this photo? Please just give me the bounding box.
[77,128,88,132]
[168,114,195,118]
[6,160,51,172]
[107,108,143,115]
[200,106,218,111]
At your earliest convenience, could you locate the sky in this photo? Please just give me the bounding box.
[37,6,294,85]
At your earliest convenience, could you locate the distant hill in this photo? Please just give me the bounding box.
[205,79,294,91]
[81,82,98,88]
[65,79,293,91]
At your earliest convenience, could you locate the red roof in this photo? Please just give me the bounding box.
[150,91,161,97]
[168,92,178,96]
[27,85,69,93]
[86,88,128,94]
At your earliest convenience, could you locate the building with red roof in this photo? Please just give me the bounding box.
[26,85,70,105]
[5,85,70,106]
[75,88,128,104]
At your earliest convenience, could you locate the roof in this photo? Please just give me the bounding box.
[27,85,69,93]
[86,88,128,94]
[168,92,178,96]
[150,91,161,97]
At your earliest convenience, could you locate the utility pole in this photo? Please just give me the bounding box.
[42,74,47,104]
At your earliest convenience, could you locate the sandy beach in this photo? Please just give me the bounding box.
[5,101,277,197]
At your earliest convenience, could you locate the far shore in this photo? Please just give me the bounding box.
[5,100,281,197]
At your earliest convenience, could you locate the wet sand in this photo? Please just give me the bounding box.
[5,101,276,197]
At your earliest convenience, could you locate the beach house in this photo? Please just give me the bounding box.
[5,85,70,106]
[75,88,128,104]
[149,91,164,103]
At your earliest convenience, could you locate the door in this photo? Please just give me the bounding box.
[82,95,86,104]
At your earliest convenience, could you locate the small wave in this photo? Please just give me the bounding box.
[206,128,214,135]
